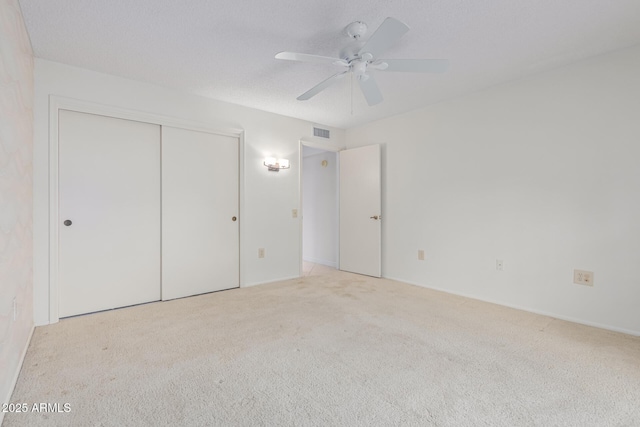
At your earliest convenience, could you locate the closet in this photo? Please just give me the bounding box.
[58,110,239,318]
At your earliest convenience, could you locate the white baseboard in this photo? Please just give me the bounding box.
[302,257,337,268]
[383,275,640,337]
[1,323,35,425]
[241,275,301,288]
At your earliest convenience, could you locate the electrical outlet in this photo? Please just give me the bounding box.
[292,209,298,218]
[13,298,17,322]
[574,269,594,286]
[258,248,265,259]
[496,259,504,271]
[417,250,425,261]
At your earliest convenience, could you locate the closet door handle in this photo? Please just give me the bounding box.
[232,216,237,222]
[64,220,73,226]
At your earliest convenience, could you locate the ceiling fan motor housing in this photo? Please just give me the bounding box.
[340,43,364,62]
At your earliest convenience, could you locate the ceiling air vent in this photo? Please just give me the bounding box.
[313,127,330,139]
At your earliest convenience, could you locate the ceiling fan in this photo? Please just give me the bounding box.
[275,17,449,106]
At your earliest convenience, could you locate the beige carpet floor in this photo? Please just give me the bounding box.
[4,263,640,426]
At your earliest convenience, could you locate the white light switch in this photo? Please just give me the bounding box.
[292,209,298,218]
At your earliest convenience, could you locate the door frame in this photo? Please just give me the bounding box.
[48,96,244,323]
[298,139,341,277]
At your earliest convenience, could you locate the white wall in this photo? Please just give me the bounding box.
[302,150,338,267]
[0,0,34,413]
[33,59,345,325]
[346,45,640,335]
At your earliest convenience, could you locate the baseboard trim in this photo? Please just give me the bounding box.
[383,276,640,337]
[302,257,337,268]
[241,275,301,288]
[1,323,35,425]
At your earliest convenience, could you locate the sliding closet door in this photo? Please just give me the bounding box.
[58,110,161,317]
[161,127,239,300]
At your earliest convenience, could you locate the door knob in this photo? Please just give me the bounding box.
[232,216,237,222]
[370,215,379,220]
[64,220,72,226]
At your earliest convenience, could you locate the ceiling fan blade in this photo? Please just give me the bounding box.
[358,17,409,59]
[378,59,449,73]
[276,52,348,66]
[297,71,348,101]
[358,75,383,106]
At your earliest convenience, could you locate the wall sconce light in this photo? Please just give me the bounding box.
[264,157,290,172]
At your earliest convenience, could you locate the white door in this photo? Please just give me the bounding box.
[161,126,239,300]
[339,144,382,277]
[58,110,161,317]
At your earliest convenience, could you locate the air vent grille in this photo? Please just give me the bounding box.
[313,127,330,139]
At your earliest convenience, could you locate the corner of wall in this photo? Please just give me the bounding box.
[1,0,36,409]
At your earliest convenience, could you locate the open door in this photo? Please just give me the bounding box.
[339,144,381,277]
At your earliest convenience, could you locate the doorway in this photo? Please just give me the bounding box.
[300,143,339,275]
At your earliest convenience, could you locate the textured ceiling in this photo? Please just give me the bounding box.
[18,0,640,129]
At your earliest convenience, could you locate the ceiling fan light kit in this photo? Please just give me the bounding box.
[275,17,449,106]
